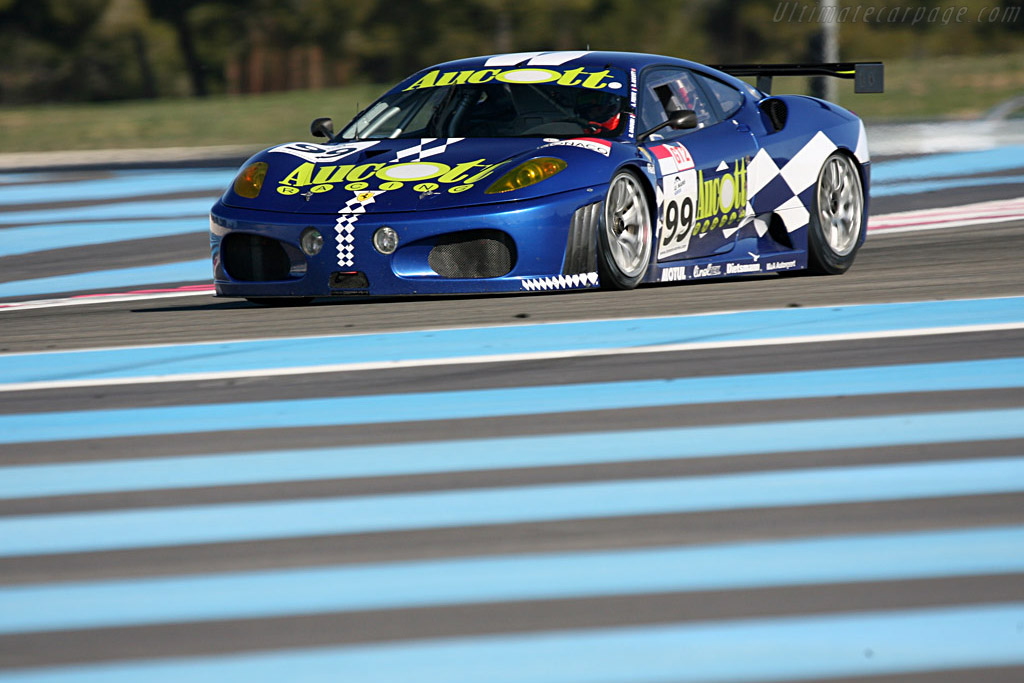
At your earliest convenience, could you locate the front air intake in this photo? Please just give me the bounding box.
[428,229,516,279]
[221,233,291,281]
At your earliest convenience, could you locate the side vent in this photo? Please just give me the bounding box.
[563,201,601,275]
[221,233,292,282]
[760,98,788,133]
[428,229,516,278]
[767,212,793,249]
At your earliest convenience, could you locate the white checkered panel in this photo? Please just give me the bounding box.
[736,131,840,236]
[393,138,465,163]
[521,272,599,291]
[333,191,382,268]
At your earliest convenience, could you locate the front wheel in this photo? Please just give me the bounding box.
[597,171,653,289]
[808,152,865,274]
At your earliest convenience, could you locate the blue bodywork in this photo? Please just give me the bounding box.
[210,51,871,299]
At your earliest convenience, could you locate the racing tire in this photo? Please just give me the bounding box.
[597,170,653,290]
[245,297,315,307]
[808,152,865,275]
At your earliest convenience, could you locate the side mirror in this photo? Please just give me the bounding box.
[310,117,334,139]
[637,109,698,142]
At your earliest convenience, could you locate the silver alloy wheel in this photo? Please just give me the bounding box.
[603,173,652,279]
[816,154,863,257]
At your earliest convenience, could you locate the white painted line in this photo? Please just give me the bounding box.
[0,288,213,312]
[3,294,1023,359]
[3,321,1023,393]
[869,214,1024,235]
[869,196,1024,234]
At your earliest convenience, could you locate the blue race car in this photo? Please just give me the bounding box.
[210,51,882,304]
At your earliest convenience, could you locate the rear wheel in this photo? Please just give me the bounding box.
[245,297,314,307]
[597,171,653,289]
[808,152,865,274]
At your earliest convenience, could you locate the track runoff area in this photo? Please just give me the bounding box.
[0,146,1023,681]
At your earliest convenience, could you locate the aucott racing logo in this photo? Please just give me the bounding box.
[694,159,747,236]
[404,67,621,91]
[275,159,507,196]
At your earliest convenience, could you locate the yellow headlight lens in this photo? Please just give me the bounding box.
[485,157,567,194]
[233,162,269,198]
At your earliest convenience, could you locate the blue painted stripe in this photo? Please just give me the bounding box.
[3,409,1024,499]
[0,218,205,258]
[0,259,210,299]
[1,360,1021,445]
[872,173,1024,197]
[1,456,1022,557]
[0,169,230,206]
[2,295,1023,386]
[0,525,1021,634]
[0,173,63,185]
[1,603,1022,682]
[872,145,1024,182]
[0,198,211,226]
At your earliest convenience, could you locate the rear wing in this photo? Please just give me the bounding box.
[709,62,884,96]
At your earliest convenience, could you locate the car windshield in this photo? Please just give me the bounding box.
[338,81,629,140]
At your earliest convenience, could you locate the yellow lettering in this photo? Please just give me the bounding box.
[327,165,355,182]
[556,67,585,87]
[467,69,500,84]
[280,163,314,187]
[376,162,450,182]
[404,70,439,91]
[437,159,488,183]
[462,162,508,184]
[496,68,560,85]
[580,69,612,89]
[437,70,475,86]
[312,166,337,184]
[348,163,384,181]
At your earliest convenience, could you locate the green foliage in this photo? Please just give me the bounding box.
[0,0,1023,111]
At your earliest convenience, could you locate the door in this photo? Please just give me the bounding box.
[639,67,758,261]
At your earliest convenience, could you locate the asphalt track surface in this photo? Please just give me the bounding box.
[0,147,1023,681]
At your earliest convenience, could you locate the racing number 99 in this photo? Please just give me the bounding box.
[661,197,694,247]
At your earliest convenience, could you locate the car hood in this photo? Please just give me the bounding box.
[221,137,625,214]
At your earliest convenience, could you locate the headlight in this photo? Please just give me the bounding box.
[485,157,567,194]
[300,228,323,256]
[373,226,399,254]
[233,162,268,198]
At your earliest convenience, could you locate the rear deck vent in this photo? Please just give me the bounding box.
[222,233,291,282]
[760,98,788,132]
[428,229,516,279]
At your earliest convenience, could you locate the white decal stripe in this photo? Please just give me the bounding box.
[779,131,837,194]
[777,195,811,232]
[528,51,591,65]
[484,52,546,67]
[4,321,1023,393]
[855,120,870,164]
[746,148,780,198]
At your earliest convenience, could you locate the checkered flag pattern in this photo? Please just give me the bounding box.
[734,131,839,238]
[334,191,382,268]
[521,272,599,291]
[393,138,465,163]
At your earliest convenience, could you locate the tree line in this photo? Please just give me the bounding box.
[1,0,1022,104]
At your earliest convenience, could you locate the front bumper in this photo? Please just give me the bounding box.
[210,186,604,298]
